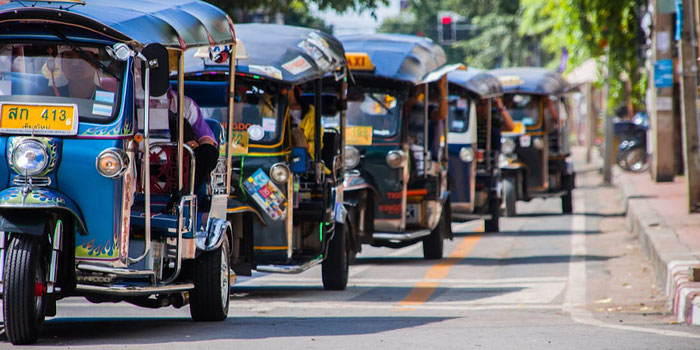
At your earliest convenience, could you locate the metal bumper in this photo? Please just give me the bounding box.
[373,229,431,242]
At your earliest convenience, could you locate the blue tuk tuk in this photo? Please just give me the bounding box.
[0,0,238,344]
[338,34,458,259]
[447,68,504,232]
[181,23,353,290]
[490,68,574,215]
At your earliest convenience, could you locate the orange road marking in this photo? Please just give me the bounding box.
[397,229,483,308]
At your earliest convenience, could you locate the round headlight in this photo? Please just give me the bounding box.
[345,146,361,169]
[532,137,545,150]
[96,148,129,178]
[269,163,290,184]
[459,147,475,163]
[386,150,406,168]
[12,139,49,176]
[502,138,516,155]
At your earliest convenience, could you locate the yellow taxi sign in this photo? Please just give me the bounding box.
[497,75,524,87]
[346,52,375,71]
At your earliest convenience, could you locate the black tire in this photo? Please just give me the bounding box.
[3,235,47,345]
[322,223,349,291]
[561,174,574,214]
[503,176,517,217]
[190,237,230,321]
[485,194,500,233]
[423,209,446,260]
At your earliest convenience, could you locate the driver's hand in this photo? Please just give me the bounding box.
[186,140,199,149]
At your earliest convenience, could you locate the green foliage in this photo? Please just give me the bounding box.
[520,0,647,110]
[377,0,549,68]
[206,0,389,20]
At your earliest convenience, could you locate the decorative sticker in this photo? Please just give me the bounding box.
[94,90,114,104]
[242,168,287,220]
[345,126,373,146]
[249,65,283,80]
[282,56,312,75]
[230,131,249,155]
[92,103,113,117]
[262,118,276,132]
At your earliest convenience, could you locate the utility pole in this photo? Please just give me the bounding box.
[650,0,678,182]
[679,0,700,212]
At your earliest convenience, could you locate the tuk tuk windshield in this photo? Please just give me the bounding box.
[448,95,470,133]
[343,92,400,139]
[0,43,124,123]
[502,94,540,127]
[201,83,283,145]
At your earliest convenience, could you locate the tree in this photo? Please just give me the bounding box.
[377,0,549,68]
[206,0,389,23]
[519,0,647,110]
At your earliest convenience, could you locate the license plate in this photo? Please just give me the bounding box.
[345,126,373,146]
[406,203,421,224]
[0,103,78,135]
[230,131,249,155]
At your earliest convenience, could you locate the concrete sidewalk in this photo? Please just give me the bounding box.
[611,165,700,325]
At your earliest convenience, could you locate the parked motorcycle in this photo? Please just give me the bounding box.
[614,112,649,173]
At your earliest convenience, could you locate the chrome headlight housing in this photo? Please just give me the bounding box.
[459,147,475,163]
[532,137,545,150]
[345,146,361,169]
[12,139,49,176]
[269,163,290,184]
[502,138,516,155]
[386,150,407,168]
[96,148,129,178]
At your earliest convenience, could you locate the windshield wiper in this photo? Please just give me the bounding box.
[50,29,119,79]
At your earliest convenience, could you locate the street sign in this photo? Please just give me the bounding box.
[654,59,674,88]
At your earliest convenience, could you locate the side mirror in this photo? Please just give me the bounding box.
[141,43,170,97]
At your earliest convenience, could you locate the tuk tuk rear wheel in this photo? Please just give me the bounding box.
[423,209,446,260]
[3,235,47,345]
[503,176,517,217]
[322,223,349,291]
[561,175,574,214]
[190,237,230,321]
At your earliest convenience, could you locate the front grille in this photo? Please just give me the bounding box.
[12,176,51,187]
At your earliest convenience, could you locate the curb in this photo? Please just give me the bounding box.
[614,168,700,325]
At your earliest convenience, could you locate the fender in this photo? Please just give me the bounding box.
[226,198,266,225]
[0,187,87,235]
[343,171,380,199]
[196,218,231,252]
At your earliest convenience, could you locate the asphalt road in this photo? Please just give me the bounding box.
[2,167,700,349]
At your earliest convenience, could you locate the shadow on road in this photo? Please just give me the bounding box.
[453,229,601,237]
[32,315,456,346]
[355,254,612,266]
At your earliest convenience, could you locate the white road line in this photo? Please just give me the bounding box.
[566,191,700,339]
[348,243,424,278]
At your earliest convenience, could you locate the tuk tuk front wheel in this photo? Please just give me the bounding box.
[561,175,574,214]
[503,176,517,217]
[190,236,230,321]
[423,209,446,260]
[322,223,349,291]
[485,194,500,233]
[3,235,47,345]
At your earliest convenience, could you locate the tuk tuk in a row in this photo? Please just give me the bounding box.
[491,68,574,216]
[182,23,354,290]
[0,0,240,344]
[446,68,504,232]
[337,34,458,259]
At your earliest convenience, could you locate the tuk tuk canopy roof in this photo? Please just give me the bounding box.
[489,67,568,95]
[0,0,235,50]
[184,23,346,85]
[448,68,503,99]
[339,33,449,85]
